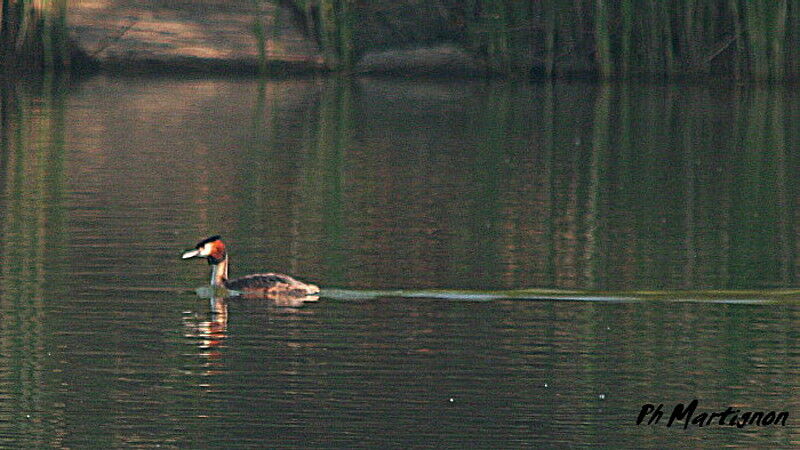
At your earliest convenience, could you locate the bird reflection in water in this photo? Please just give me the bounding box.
[183,288,320,376]
[182,296,229,376]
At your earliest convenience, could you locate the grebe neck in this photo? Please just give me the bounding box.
[211,257,229,287]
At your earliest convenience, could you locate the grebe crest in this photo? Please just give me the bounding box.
[181,235,319,300]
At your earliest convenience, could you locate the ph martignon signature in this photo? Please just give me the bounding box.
[636,400,789,429]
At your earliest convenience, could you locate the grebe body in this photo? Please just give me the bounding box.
[182,235,319,298]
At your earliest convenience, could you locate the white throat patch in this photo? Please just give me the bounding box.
[198,242,214,257]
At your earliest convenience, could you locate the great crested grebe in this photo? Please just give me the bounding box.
[181,235,320,298]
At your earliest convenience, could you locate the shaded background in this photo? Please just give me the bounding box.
[3,1,800,79]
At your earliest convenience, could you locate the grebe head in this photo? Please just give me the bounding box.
[181,235,226,265]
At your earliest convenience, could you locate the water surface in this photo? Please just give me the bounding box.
[0,76,797,447]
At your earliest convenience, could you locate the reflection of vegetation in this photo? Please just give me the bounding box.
[291,80,796,291]
[729,87,789,287]
[584,84,610,288]
[191,78,797,292]
[462,84,508,287]
[0,76,67,446]
[305,78,350,284]
[585,83,794,289]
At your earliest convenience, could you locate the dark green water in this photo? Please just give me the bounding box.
[0,76,797,447]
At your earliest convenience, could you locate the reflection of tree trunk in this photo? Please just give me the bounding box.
[585,84,609,289]
[615,82,636,287]
[470,83,507,287]
[299,77,350,285]
[732,87,774,287]
[556,141,580,289]
[683,103,695,289]
[719,90,733,286]
[0,77,67,447]
[772,89,790,284]
[543,83,556,287]
[751,88,770,283]
[247,81,278,252]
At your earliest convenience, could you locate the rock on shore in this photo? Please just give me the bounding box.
[355,44,485,77]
